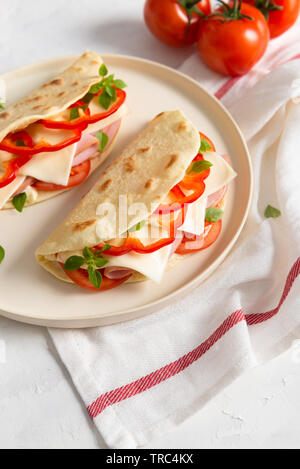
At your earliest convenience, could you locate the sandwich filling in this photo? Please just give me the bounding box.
[0,56,127,210]
[55,137,237,290]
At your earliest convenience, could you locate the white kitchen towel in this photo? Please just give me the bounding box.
[49,20,300,449]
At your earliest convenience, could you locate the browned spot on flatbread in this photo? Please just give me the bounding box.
[72,81,79,87]
[32,105,42,111]
[144,178,154,189]
[124,154,136,173]
[58,91,67,97]
[0,112,9,119]
[138,147,151,153]
[99,179,112,192]
[177,121,187,132]
[26,96,42,103]
[155,112,165,119]
[91,60,99,64]
[165,154,178,169]
[124,162,135,173]
[72,219,96,232]
[50,78,63,86]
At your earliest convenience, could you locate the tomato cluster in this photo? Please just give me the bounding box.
[144,0,299,76]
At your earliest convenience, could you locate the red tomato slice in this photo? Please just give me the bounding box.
[33,160,91,191]
[176,220,222,254]
[62,266,131,291]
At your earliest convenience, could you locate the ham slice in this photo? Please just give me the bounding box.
[12,177,35,197]
[72,144,98,167]
[72,119,122,167]
[104,266,135,279]
[207,185,227,208]
[75,133,99,154]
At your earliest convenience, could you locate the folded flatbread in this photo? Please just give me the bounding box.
[0,51,127,209]
[36,110,237,287]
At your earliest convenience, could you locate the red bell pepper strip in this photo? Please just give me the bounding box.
[154,143,214,215]
[40,88,126,130]
[154,178,206,215]
[95,206,186,256]
[0,125,83,189]
[0,130,35,188]
[9,130,35,148]
[0,154,32,188]
[0,125,83,157]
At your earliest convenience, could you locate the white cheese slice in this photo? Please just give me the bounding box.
[202,152,237,197]
[104,245,172,283]
[0,175,25,209]
[179,197,207,236]
[19,144,76,185]
[17,124,77,185]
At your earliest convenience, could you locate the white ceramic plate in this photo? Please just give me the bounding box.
[0,54,252,328]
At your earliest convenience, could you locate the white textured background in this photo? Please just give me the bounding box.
[0,0,300,449]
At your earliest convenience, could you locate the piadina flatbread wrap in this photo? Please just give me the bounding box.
[36,110,237,291]
[0,51,128,210]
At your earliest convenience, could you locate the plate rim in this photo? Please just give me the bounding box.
[0,53,253,328]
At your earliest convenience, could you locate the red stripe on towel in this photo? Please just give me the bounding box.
[87,258,299,418]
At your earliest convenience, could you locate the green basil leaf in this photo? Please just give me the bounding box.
[205,207,224,223]
[81,92,94,104]
[95,131,109,152]
[94,257,109,269]
[70,104,88,121]
[199,138,212,153]
[105,86,116,101]
[12,192,27,213]
[264,205,281,219]
[64,256,85,271]
[89,82,103,95]
[88,265,102,289]
[99,64,108,77]
[95,244,111,255]
[128,220,146,233]
[15,139,26,147]
[189,160,213,174]
[99,92,111,110]
[83,247,94,259]
[113,79,127,89]
[105,86,113,97]
[0,102,5,110]
[0,245,5,264]
[70,107,80,120]
[104,74,115,85]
